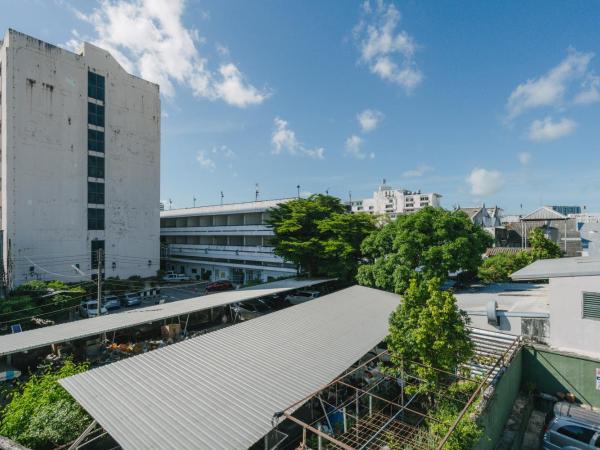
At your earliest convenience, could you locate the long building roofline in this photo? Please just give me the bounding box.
[161,198,295,217]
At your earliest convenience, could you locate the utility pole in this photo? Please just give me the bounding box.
[193,197,196,208]
[220,191,224,205]
[97,248,103,317]
[297,185,300,198]
[255,183,259,201]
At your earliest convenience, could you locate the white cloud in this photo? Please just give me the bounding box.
[345,135,374,159]
[196,145,235,171]
[271,118,324,159]
[402,164,433,177]
[353,0,422,92]
[466,168,505,196]
[528,117,576,141]
[214,63,268,107]
[506,48,594,119]
[357,109,384,132]
[71,0,268,107]
[196,150,216,170]
[574,74,600,105]
[518,152,532,165]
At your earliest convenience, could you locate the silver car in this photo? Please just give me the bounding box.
[543,402,600,449]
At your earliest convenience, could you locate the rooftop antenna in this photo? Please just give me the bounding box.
[168,198,173,210]
[220,191,224,205]
[349,190,352,203]
[255,183,260,201]
[193,197,196,208]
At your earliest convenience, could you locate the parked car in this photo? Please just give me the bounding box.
[205,280,234,293]
[162,273,191,282]
[102,295,121,311]
[543,402,600,449]
[121,292,142,307]
[285,290,320,305]
[79,300,108,318]
[231,299,272,321]
[261,294,291,310]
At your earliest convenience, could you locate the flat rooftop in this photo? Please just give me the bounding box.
[455,283,549,316]
[160,198,294,218]
[512,256,600,280]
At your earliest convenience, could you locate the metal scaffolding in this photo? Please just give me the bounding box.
[273,330,521,450]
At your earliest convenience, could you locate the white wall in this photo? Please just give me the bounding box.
[549,275,600,359]
[1,30,159,286]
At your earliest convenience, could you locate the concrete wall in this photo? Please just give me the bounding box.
[1,30,159,286]
[475,349,524,450]
[522,346,600,408]
[548,275,600,359]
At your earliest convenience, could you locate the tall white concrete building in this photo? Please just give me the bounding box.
[0,30,160,287]
[160,199,297,285]
[349,180,441,219]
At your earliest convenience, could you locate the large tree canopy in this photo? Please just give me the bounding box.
[267,194,375,279]
[386,278,474,392]
[357,207,492,293]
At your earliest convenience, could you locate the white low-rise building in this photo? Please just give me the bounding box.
[0,30,160,287]
[512,256,600,360]
[349,180,441,219]
[160,199,297,285]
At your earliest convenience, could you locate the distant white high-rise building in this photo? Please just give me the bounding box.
[0,30,160,287]
[349,180,442,219]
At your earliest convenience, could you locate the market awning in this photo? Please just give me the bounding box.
[60,285,399,450]
[0,278,332,357]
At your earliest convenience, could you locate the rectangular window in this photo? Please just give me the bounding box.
[583,292,600,320]
[88,208,105,230]
[88,181,105,204]
[88,155,105,179]
[88,71,105,101]
[91,240,105,269]
[88,102,105,127]
[88,129,105,153]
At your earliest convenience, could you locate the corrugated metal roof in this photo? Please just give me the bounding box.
[484,247,528,257]
[467,328,520,379]
[0,278,331,357]
[511,256,600,280]
[60,285,399,450]
[160,198,293,218]
[522,206,567,221]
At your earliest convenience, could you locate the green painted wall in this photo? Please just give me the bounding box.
[474,349,523,450]
[522,346,600,408]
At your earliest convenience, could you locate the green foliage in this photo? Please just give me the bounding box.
[477,251,531,283]
[478,228,563,283]
[0,360,91,449]
[0,296,40,323]
[267,194,376,279]
[528,228,563,261]
[428,381,484,450]
[387,278,474,393]
[357,207,492,294]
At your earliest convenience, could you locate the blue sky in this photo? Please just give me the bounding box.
[3,0,600,212]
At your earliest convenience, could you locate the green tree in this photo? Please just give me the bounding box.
[477,251,531,283]
[267,194,375,279]
[528,228,563,261]
[357,207,492,293]
[0,360,90,449]
[386,278,474,393]
[478,228,563,284]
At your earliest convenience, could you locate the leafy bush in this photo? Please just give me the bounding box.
[0,359,90,449]
[478,251,530,283]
